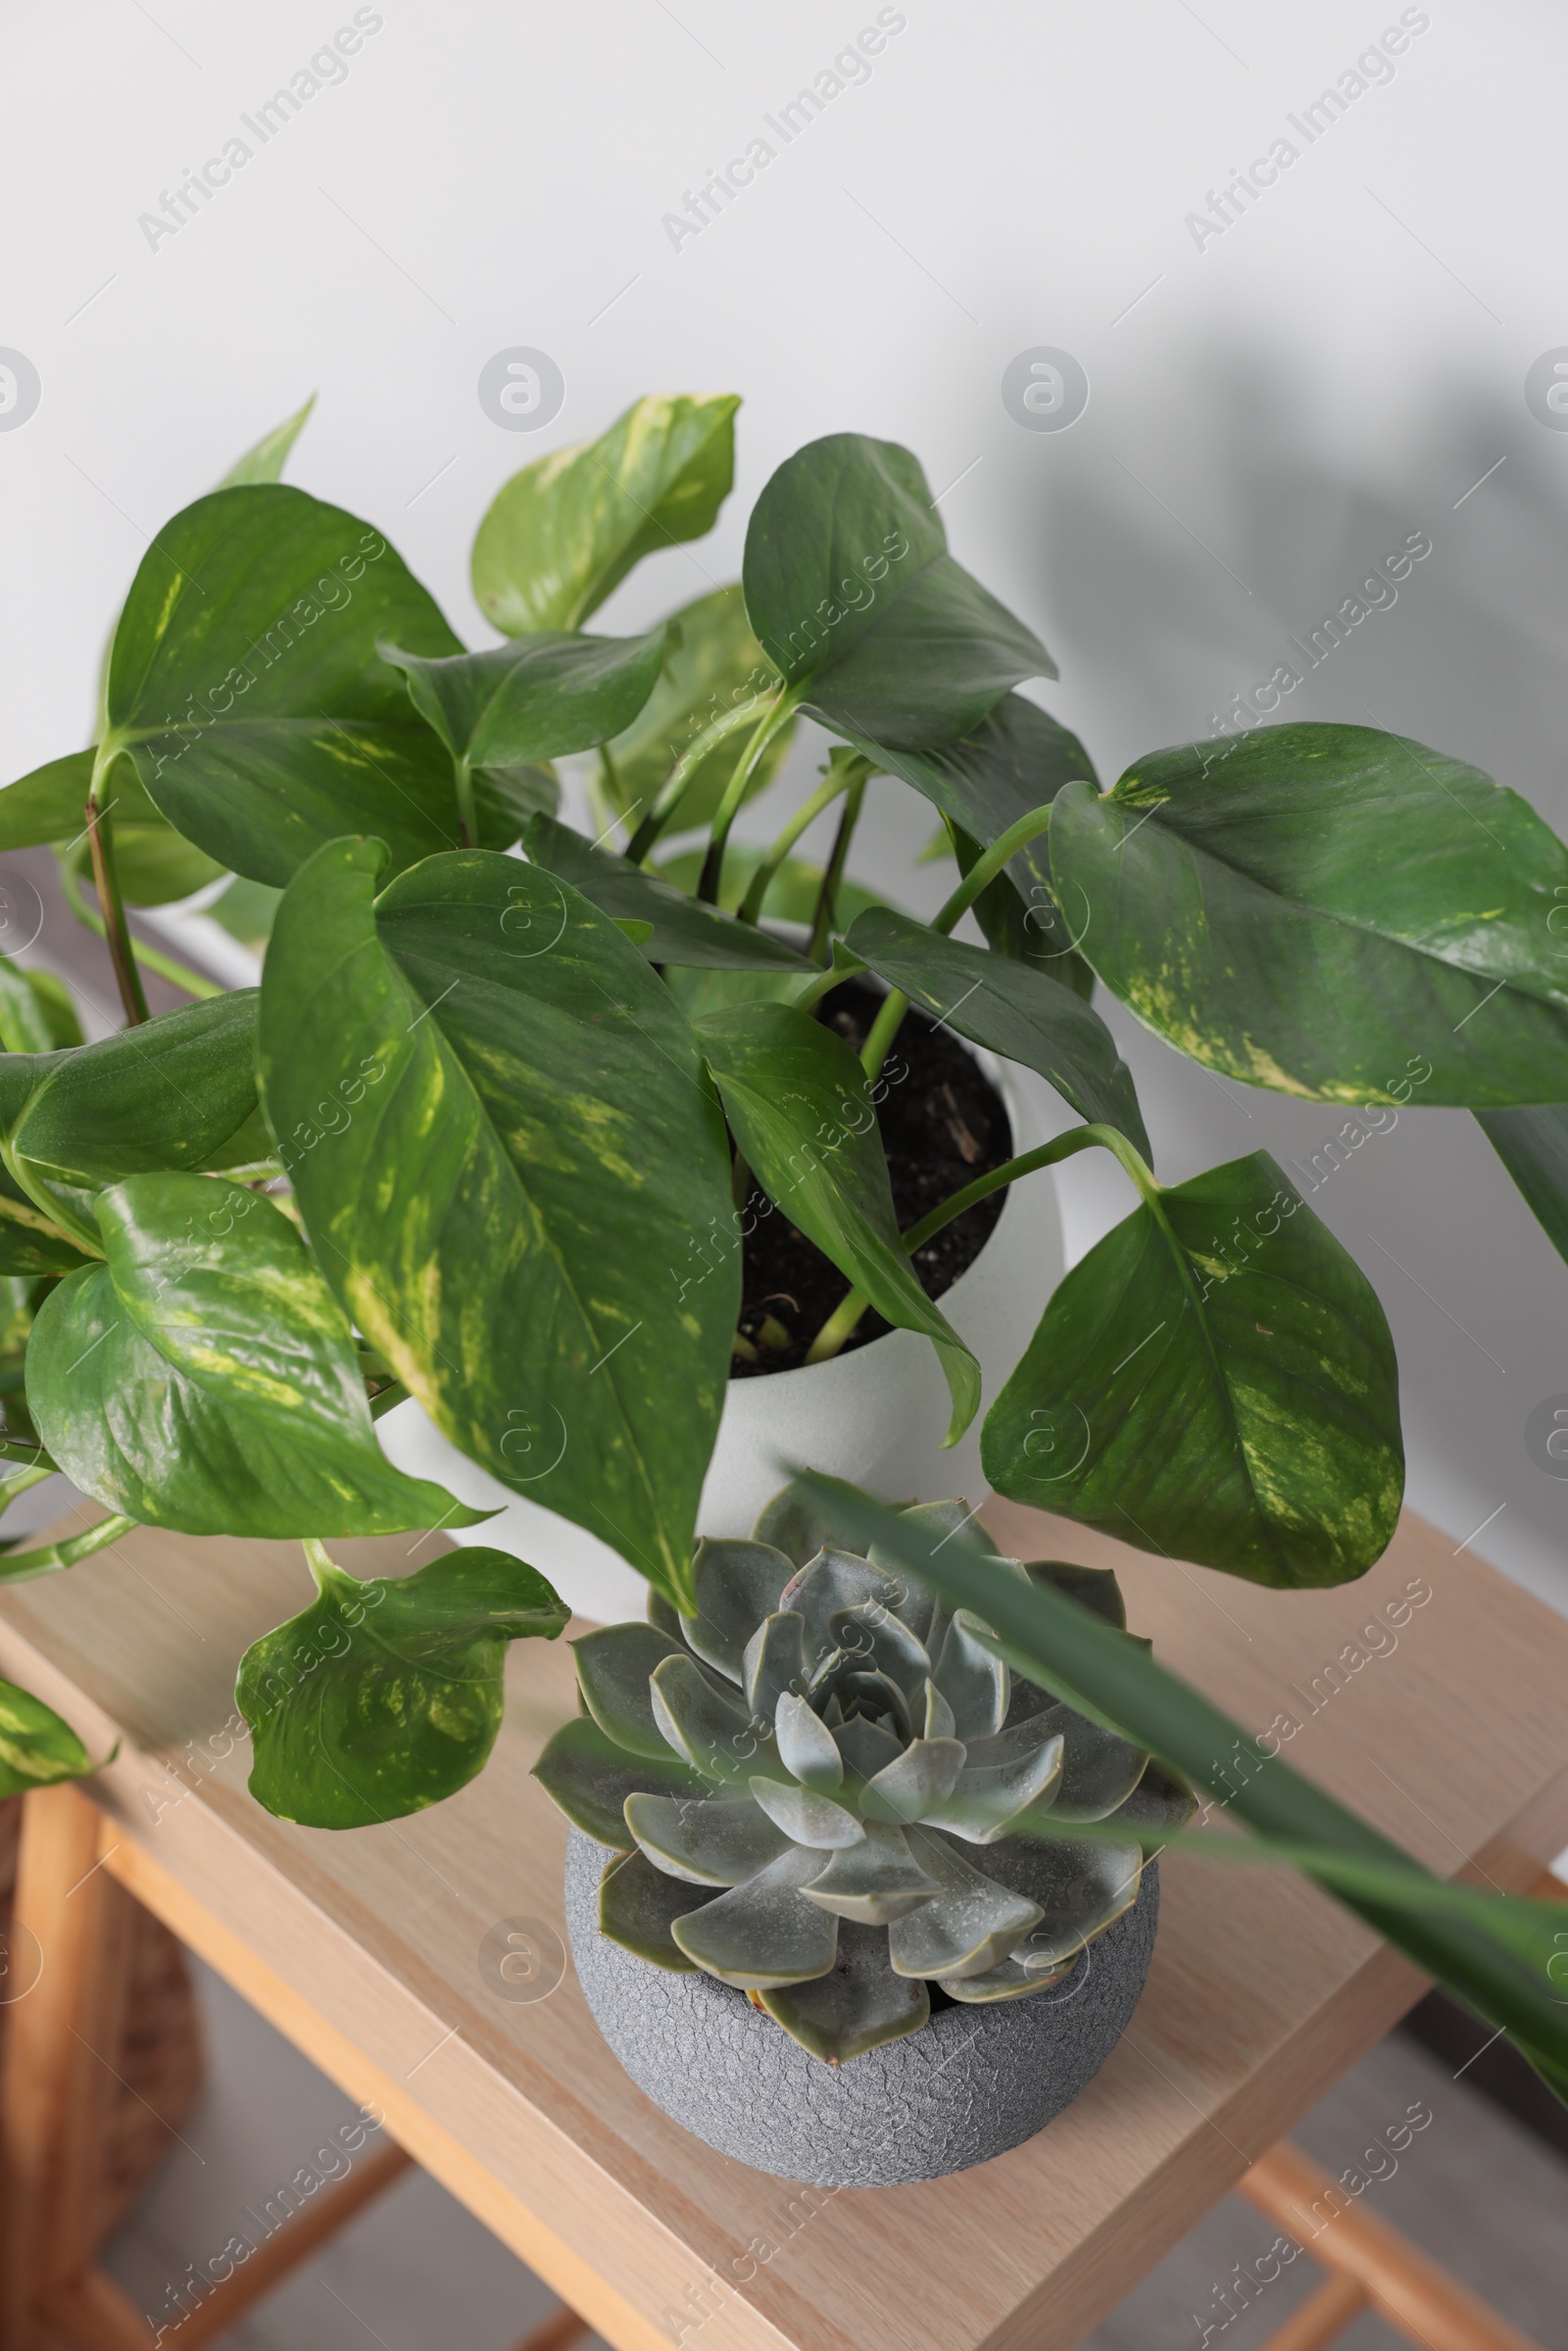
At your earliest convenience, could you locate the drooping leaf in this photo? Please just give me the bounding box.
[598,583,793,830]
[29,1174,481,1539]
[101,484,465,886]
[379,628,667,773]
[696,1002,980,1439]
[982,1150,1402,1587]
[218,395,316,488]
[240,1543,567,1828]
[472,393,740,635]
[0,1674,96,1797]
[257,840,737,1608]
[1051,724,1568,1105]
[523,816,812,972]
[1477,1103,1568,1269]
[845,907,1149,1152]
[743,435,1053,749]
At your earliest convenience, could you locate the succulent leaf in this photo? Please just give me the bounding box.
[670,1844,840,1986]
[574,1623,687,1760]
[599,1848,713,1969]
[624,1791,792,1885]
[534,1716,705,1848]
[744,1608,808,1724]
[800,1823,941,1923]
[831,1665,915,1745]
[924,1726,1065,1845]
[923,1678,956,1741]
[749,1774,866,1849]
[932,1611,1008,1739]
[683,1537,794,1681]
[833,1712,905,1783]
[775,1689,844,1789]
[859,1737,966,1827]
[1107,1756,1197,1839]
[889,1829,1045,1980]
[1009,1698,1149,1821]
[649,1653,771,1784]
[977,1832,1143,1966]
[935,1952,1075,2003]
[782,1547,904,1667]
[1023,1559,1127,1630]
[752,1481,872,1569]
[761,1921,932,2061]
[828,1602,930,1700]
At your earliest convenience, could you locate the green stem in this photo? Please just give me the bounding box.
[805,1124,1156,1365]
[0,1464,59,1507]
[0,1512,137,1586]
[858,986,909,1084]
[789,944,867,1018]
[0,1440,55,1472]
[807,773,867,962]
[698,684,804,905]
[625,698,773,864]
[455,756,477,851]
[59,850,222,1002]
[738,763,856,926]
[85,749,150,1024]
[303,1535,338,1593]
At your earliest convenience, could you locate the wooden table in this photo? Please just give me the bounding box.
[1,1495,1565,2351]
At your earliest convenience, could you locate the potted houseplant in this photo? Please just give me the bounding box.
[1,391,1566,2182]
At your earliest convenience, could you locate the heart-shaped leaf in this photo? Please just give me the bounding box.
[28,1174,479,1539]
[102,484,465,886]
[981,1150,1403,1586]
[598,583,792,829]
[845,907,1149,1152]
[696,1001,980,1439]
[239,1542,567,1827]
[1051,724,1568,1105]
[379,628,667,773]
[743,435,1053,749]
[472,393,740,634]
[0,1674,97,1797]
[257,840,737,1609]
[523,816,812,972]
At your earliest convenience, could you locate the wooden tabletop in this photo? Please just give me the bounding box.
[1,1496,1565,2351]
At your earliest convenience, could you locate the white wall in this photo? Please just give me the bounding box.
[6,0,1567,1605]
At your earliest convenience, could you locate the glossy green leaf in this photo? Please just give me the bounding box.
[0,966,80,1055]
[982,1150,1402,1587]
[257,840,737,1608]
[113,827,227,906]
[696,1002,980,1440]
[102,484,464,886]
[472,393,740,635]
[1052,724,1568,1105]
[947,818,1094,1003]
[845,908,1150,1153]
[599,584,793,830]
[219,395,316,488]
[1477,1104,1568,1268]
[380,628,666,773]
[0,1169,93,1276]
[0,1674,96,1797]
[743,436,1053,749]
[29,1174,480,1539]
[0,749,160,850]
[523,817,812,972]
[471,761,560,849]
[239,1543,567,1828]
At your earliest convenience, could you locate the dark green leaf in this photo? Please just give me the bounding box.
[1052,724,1568,1105]
[471,761,560,849]
[844,908,1149,1153]
[257,840,737,1609]
[743,437,1053,749]
[0,1674,95,1797]
[1477,1104,1568,1268]
[240,1543,567,1827]
[472,393,740,634]
[523,817,812,972]
[982,1150,1402,1587]
[29,1174,480,1539]
[0,965,81,1054]
[947,819,1094,1003]
[380,628,667,771]
[696,1001,979,1439]
[598,584,792,830]
[0,749,160,850]
[103,485,465,886]
[0,1164,93,1276]
[219,395,316,488]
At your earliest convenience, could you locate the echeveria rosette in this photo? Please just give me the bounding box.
[534,1489,1193,2064]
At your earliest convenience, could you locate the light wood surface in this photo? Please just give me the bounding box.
[0,1497,1565,2351]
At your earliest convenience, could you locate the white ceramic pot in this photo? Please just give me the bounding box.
[379,1056,1062,1623]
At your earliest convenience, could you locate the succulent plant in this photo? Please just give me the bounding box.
[535,1488,1194,2063]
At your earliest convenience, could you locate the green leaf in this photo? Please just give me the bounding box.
[574,1622,686,1760]
[981,1150,1403,1587]
[28,1173,481,1539]
[380,628,667,772]
[598,584,792,830]
[523,817,812,973]
[113,827,228,906]
[0,1674,95,1797]
[239,1542,567,1828]
[472,393,741,635]
[844,908,1149,1153]
[656,844,889,930]
[947,819,1094,1003]
[0,966,81,1054]
[103,484,465,887]
[803,1476,1568,2108]
[1051,723,1568,1105]
[219,395,316,488]
[209,876,282,952]
[533,1714,706,1847]
[0,749,160,850]
[1477,1104,1568,1268]
[0,1167,93,1276]
[696,1001,980,1440]
[257,840,737,1609]
[471,761,560,849]
[742,436,1053,750]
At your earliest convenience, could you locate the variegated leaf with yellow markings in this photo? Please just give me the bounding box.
[27,1173,478,1538]
[257,840,737,1609]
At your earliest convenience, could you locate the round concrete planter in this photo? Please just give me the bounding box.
[564,1831,1159,2187]
[379,1054,1063,1623]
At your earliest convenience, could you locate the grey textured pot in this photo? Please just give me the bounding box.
[564,1831,1159,2187]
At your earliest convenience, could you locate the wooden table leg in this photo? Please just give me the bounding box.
[0,1786,136,2351]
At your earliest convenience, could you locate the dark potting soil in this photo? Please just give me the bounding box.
[731,978,1012,1378]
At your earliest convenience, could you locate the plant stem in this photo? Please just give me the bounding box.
[84,756,150,1024]
[858,985,909,1084]
[0,1512,137,1586]
[738,763,855,926]
[807,771,867,961]
[0,1463,59,1507]
[626,698,772,864]
[0,1439,56,1472]
[804,1124,1156,1364]
[789,944,867,1017]
[59,848,221,1001]
[455,756,477,851]
[698,685,804,904]
[303,1535,339,1593]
